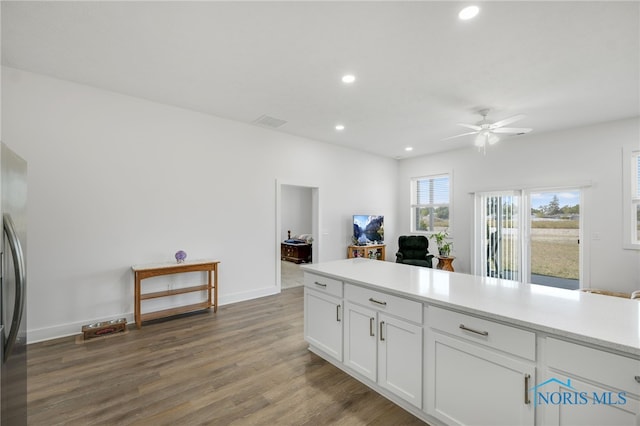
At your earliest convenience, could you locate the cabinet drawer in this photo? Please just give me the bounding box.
[304,273,343,298]
[546,338,640,395]
[428,305,535,361]
[344,283,422,324]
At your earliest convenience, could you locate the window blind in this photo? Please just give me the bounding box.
[411,174,450,233]
[634,152,640,199]
[477,191,521,280]
[415,175,449,206]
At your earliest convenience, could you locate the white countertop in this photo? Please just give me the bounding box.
[302,258,640,357]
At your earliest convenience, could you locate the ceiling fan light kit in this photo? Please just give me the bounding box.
[444,109,532,152]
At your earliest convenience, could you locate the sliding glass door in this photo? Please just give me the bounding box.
[475,188,582,290]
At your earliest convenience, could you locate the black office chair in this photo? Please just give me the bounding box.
[395,235,434,268]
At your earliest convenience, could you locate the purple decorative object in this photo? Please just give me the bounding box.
[175,250,187,263]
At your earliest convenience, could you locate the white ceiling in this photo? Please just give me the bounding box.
[2,1,639,158]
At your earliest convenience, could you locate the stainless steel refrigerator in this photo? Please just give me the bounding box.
[1,143,27,425]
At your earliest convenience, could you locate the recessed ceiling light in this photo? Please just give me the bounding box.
[341,74,356,84]
[335,124,345,131]
[459,5,479,20]
[405,146,413,152]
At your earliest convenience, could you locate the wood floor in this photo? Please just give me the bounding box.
[27,287,427,425]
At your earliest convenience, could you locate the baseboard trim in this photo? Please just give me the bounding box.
[27,286,281,344]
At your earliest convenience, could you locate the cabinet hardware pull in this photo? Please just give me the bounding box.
[314,281,327,287]
[380,321,385,341]
[369,317,375,336]
[635,376,640,384]
[459,324,489,336]
[336,305,341,322]
[524,374,531,404]
[368,297,387,306]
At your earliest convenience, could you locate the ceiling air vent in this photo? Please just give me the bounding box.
[252,114,287,129]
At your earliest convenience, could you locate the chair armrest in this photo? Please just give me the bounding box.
[395,252,404,263]
[426,254,434,268]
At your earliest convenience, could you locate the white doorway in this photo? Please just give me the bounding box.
[275,181,320,290]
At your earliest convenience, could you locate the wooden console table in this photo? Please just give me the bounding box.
[132,259,220,328]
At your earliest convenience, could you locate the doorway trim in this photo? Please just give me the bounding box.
[275,179,321,291]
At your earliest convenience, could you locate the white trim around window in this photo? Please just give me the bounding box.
[622,146,640,250]
[410,172,452,234]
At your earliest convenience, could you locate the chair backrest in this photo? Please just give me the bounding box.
[398,235,429,259]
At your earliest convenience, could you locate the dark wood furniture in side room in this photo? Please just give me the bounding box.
[281,242,312,263]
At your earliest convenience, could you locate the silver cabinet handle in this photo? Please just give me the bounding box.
[314,281,327,287]
[524,374,531,404]
[380,321,385,341]
[336,305,341,322]
[369,317,375,336]
[459,324,489,336]
[368,297,387,306]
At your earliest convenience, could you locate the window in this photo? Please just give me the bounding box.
[623,148,640,249]
[411,174,450,233]
[633,152,640,243]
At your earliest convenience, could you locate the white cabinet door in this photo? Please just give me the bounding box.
[304,288,342,361]
[343,302,377,381]
[542,338,640,425]
[540,373,639,426]
[426,331,535,426]
[378,313,422,408]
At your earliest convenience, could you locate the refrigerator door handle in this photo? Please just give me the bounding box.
[3,213,25,362]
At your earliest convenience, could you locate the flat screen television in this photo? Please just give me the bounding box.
[353,215,384,245]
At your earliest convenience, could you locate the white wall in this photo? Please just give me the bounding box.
[1,68,398,342]
[281,185,312,241]
[398,117,640,294]
[4,65,636,343]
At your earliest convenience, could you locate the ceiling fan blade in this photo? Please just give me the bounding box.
[490,114,525,129]
[492,127,532,134]
[441,131,478,141]
[457,123,482,131]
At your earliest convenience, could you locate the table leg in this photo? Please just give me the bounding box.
[134,273,141,329]
[213,264,218,313]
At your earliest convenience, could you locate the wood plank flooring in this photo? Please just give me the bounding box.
[27,287,427,425]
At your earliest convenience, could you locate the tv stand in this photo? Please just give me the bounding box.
[347,244,385,261]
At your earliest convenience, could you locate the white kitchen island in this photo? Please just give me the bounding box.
[301,258,640,426]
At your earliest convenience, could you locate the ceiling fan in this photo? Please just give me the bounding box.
[443,109,532,148]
